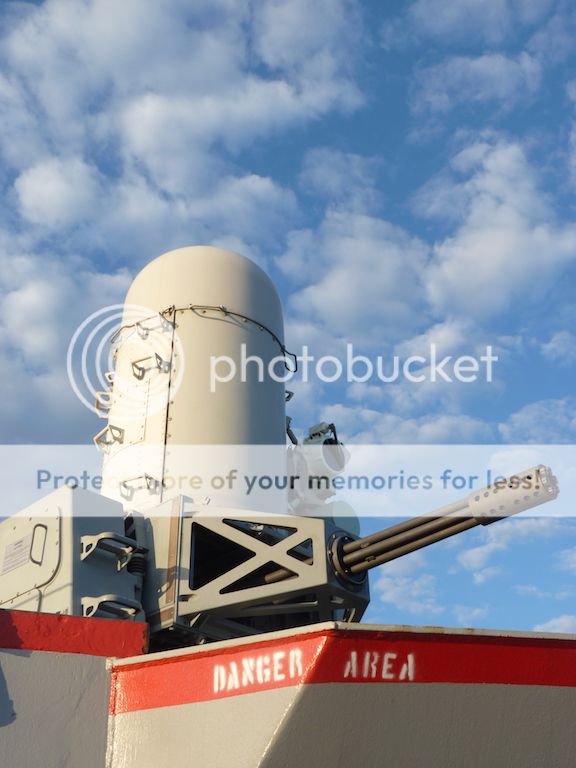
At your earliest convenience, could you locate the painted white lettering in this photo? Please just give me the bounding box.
[343,651,358,679]
[226,662,240,691]
[289,648,303,678]
[212,645,306,695]
[399,653,416,681]
[213,665,227,693]
[241,657,255,686]
[256,655,271,684]
[273,651,286,681]
[363,651,379,679]
[381,652,397,680]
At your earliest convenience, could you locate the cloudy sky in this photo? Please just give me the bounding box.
[1,0,576,632]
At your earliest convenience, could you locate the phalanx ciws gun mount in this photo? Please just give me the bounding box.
[0,247,560,649]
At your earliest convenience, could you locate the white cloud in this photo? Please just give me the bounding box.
[514,584,574,599]
[282,211,429,346]
[185,174,298,243]
[0,0,572,459]
[394,319,473,360]
[374,551,444,615]
[299,148,378,207]
[540,332,576,365]
[404,0,553,46]
[527,8,576,65]
[1,0,362,238]
[0,0,369,444]
[453,604,489,625]
[0,254,131,442]
[378,319,502,416]
[317,403,492,443]
[252,0,360,83]
[558,548,576,573]
[15,157,104,228]
[423,139,576,319]
[499,398,576,443]
[0,256,130,368]
[3,2,253,149]
[472,566,502,584]
[0,72,48,168]
[413,53,541,114]
[0,0,372,445]
[93,168,294,264]
[458,540,503,571]
[457,518,565,576]
[118,77,359,196]
[533,614,576,633]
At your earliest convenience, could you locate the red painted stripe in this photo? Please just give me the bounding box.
[110,633,327,715]
[0,608,148,658]
[110,628,576,715]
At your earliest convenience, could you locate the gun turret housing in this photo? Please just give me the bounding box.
[0,246,562,651]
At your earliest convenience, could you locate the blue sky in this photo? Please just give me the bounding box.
[1,0,576,633]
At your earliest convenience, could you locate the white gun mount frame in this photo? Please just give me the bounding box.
[139,500,369,647]
[133,465,558,648]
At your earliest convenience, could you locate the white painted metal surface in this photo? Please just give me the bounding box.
[0,649,109,768]
[100,246,288,512]
[0,486,142,619]
[107,622,576,768]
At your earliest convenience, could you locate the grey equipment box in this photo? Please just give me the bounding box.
[0,486,144,621]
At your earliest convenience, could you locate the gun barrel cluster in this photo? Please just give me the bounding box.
[335,465,559,579]
[341,514,478,574]
[261,466,559,586]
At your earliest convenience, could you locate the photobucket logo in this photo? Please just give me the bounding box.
[210,343,498,392]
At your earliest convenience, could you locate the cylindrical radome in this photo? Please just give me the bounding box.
[99,246,288,512]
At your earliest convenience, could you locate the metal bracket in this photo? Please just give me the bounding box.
[81,594,145,621]
[93,424,124,450]
[94,389,113,417]
[80,532,139,570]
[131,352,171,380]
[112,313,174,347]
[120,474,162,500]
[137,315,174,338]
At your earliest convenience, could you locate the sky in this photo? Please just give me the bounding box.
[1,0,576,633]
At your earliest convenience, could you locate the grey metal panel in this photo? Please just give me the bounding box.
[108,623,576,766]
[0,649,109,768]
[107,682,576,768]
[107,688,298,768]
[0,487,142,620]
[260,683,576,768]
